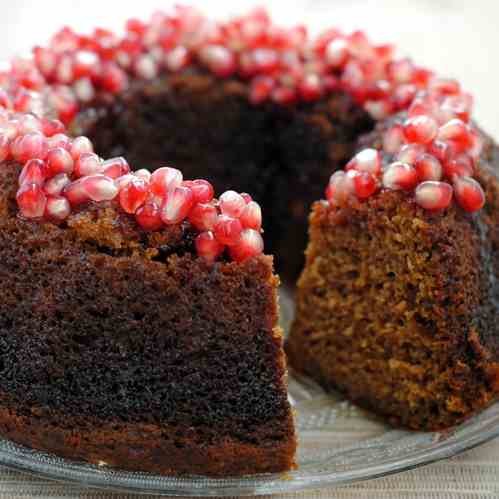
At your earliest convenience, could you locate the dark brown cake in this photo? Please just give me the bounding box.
[287,129,499,430]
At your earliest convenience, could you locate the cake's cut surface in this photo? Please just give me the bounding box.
[287,133,499,430]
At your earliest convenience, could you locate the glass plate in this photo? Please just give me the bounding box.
[0,288,498,496]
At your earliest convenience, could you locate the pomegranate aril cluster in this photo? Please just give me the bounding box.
[6,111,262,262]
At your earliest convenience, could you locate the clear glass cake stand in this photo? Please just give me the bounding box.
[0,288,497,496]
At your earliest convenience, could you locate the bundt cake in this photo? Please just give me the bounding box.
[0,4,496,476]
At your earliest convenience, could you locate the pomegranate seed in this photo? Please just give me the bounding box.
[81,174,118,202]
[73,78,95,102]
[74,152,102,177]
[150,167,183,197]
[17,114,42,134]
[392,84,417,110]
[114,173,135,191]
[101,157,130,179]
[219,190,246,218]
[119,177,148,214]
[70,136,93,159]
[214,214,243,245]
[187,179,214,204]
[16,183,47,218]
[427,140,456,164]
[387,58,415,84]
[228,229,264,262]
[429,78,460,95]
[195,231,225,262]
[19,159,47,186]
[134,54,158,80]
[271,86,297,105]
[444,154,474,179]
[134,169,151,182]
[0,134,10,162]
[403,115,438,144]
[382,162,418,190]
[11,132,48,162]
[199,45,236,78]
[240,201,262,230]
[324,38,348,68]
[188,202,218,231]
[415,181,453,211]
[325,171,355,207]
[437,119,472,149]
[383,124,404,154]
[63,179,89,205]
[249,76,275,104]
[441,93,473,123]
[136,202,163,231]
[46,147,74,175]
[240,193,253,204]
[350,171,378,199]
[415,153,442,181]
[100,63,128,93]
[364,99,393,120]
[44,173,71,196]
[47,133,72,150]
[164,46,191,72]
[45,195,71,221]
[160,185,194,225]
[396,144,426,165]
[73,50,99,79]
[345,148,382,176]
[41,118,65,137]
[33,46,57,77]
[298,74,323,101]
[453,176,485,212]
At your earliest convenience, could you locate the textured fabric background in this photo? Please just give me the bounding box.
[0,0,498,497]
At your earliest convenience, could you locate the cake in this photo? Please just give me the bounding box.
[0,5,496,475]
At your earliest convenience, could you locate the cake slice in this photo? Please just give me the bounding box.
[0,161,296,476]
[287,130,499,430]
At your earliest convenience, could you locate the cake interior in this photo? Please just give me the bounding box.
[74,71,374,279]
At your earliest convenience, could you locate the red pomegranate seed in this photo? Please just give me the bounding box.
[444,154,474,178]
[195,231,225,262]
[47,133,72,150]
[73,50,99,79]
[19,159,47,186]
[403,115,438,144]
[187,179,214,204]
[63,179,89,205]
[101,157,130,179]
[41,118,65,137]
[16,183,47,218]
[345,148,381,176]
[188,202,218,231]
[128,169,148,182]
[415,153,442,181]
[240,201,262,230]
[134,54,158,80]
[135,202,163,231]
[214,214,243,245]
[437,119,472,149]
[350,171,378,199]
[271,86,297,105]
[325,171,355,207]
[199,45,236,78]
[119,177,148,214]
[74,152,102,177]
[45,195,71,221]
[396,144,426,165]
[100,63,128,93]
[441,93,473,123]
[383,124,404,154]
[46,147,74,175]
[382,162,418,190]
[453,176,485,212]
[249,76,276,104]
[240,192,253,204]
[387,58,415,84]
[164,46,191,72]
[150,167,183,197]
[324,38,348,68]
[414,181,453,211]
[429,78,460,95]
[0,134,10,162]
[17,114,42,134]
[81,174,118,202]
[70,136,94,159]
[427,140,456,164]
[228,229,264,262]
[219,190,246,218]
[44,173,71,196]
[298,73,323,101]
[391,84,417,110]
[160,185,194,225]
[11,132,48,162]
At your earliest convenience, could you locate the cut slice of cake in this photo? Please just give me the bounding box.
[287,131,499,430]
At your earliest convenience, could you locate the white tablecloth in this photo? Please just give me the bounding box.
[1,0,499,497]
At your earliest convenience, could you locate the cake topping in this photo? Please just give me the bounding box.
[0,6,489,264]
